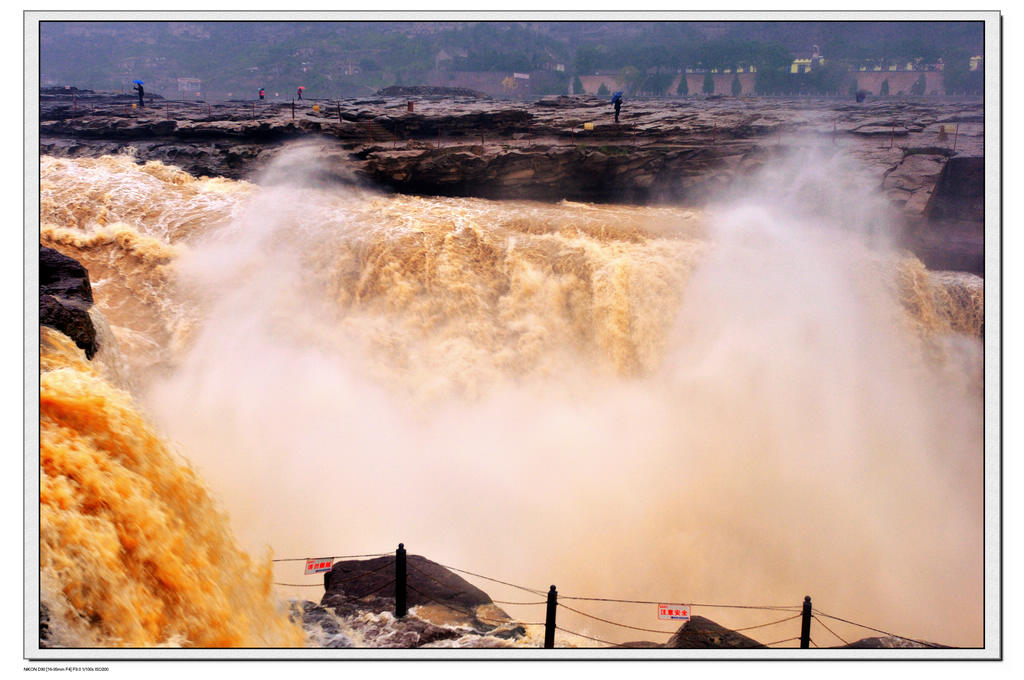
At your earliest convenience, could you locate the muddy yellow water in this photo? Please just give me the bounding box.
[38,151,984,648]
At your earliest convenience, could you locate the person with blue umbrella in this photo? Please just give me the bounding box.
[132,80,145,107]
[611,90,623,123]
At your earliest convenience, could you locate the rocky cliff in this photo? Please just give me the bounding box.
[39,245,98,359]
[39,90,985,273]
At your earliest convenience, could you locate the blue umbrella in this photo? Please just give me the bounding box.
[611,91,623,103]
[132,80,144,85]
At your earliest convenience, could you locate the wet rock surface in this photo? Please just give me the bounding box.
[39,245,98,359]
[376,85,488,98]
[314,554,525,647]
[842,635,949,649]
[666,615,767,649]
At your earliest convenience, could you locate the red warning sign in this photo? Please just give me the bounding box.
[304,558,333,575]
[658,604,691,621]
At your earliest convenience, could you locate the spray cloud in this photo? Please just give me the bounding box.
[131,142,983,647]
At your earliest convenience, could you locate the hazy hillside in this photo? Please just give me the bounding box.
[38,20,983,100]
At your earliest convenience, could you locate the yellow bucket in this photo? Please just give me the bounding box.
[583,122,594,131]
[313,104,320,112]
[131,103,137,109]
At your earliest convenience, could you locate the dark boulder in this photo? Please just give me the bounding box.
[321,553,516,637]
[842,635,948,649]
[40,245,92,304]
[39,245,98,359]
[323,553,492,612]
[666,615,767,649]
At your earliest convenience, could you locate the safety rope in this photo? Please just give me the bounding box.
[269,550,943,648]
[343,577,395,600]
[405,583,544,627]
[558,596,801,612]
[812,614,849,646]
[733,613,802,632]
[813,609,941,648]
[436,562,547,596]
[407,562,545,610]
[330,557,396,584]
[556,602,675,635]
[763,635,801,647]
[554,625,627,648]
[272,553,389,563]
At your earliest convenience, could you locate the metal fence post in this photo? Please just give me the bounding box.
[395,543,407,618]
[544,585,557,648]
[800,595,812,648]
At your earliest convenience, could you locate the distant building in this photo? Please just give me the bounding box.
[790,45,825,74]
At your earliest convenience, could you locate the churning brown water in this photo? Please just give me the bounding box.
[38,148,983,648]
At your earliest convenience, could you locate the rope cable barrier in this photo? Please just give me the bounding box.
[350,577,397,600]
[732,613,802,632]
[554,625,627,648]
[330,557,396,584]
[405,583,545,627]
[436,562,547,596]
[268,550,945,648]
[812,614,850,646]
[407,563,546,608]
[558,596,801,612]
[763,636,801,647]
[556,602,676,635]
[272,553,389,563]
[812,609,941,648]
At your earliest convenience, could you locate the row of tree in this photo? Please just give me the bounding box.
[40,21,984,100]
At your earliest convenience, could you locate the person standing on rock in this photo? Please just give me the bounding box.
[259,87,265,100]
[611,91,623,124]
[133,82,145,107]
[297,86,304,100]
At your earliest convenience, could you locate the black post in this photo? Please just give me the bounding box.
[544,585,557,648]
[800,595,812,649]
[395,543,407,618]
